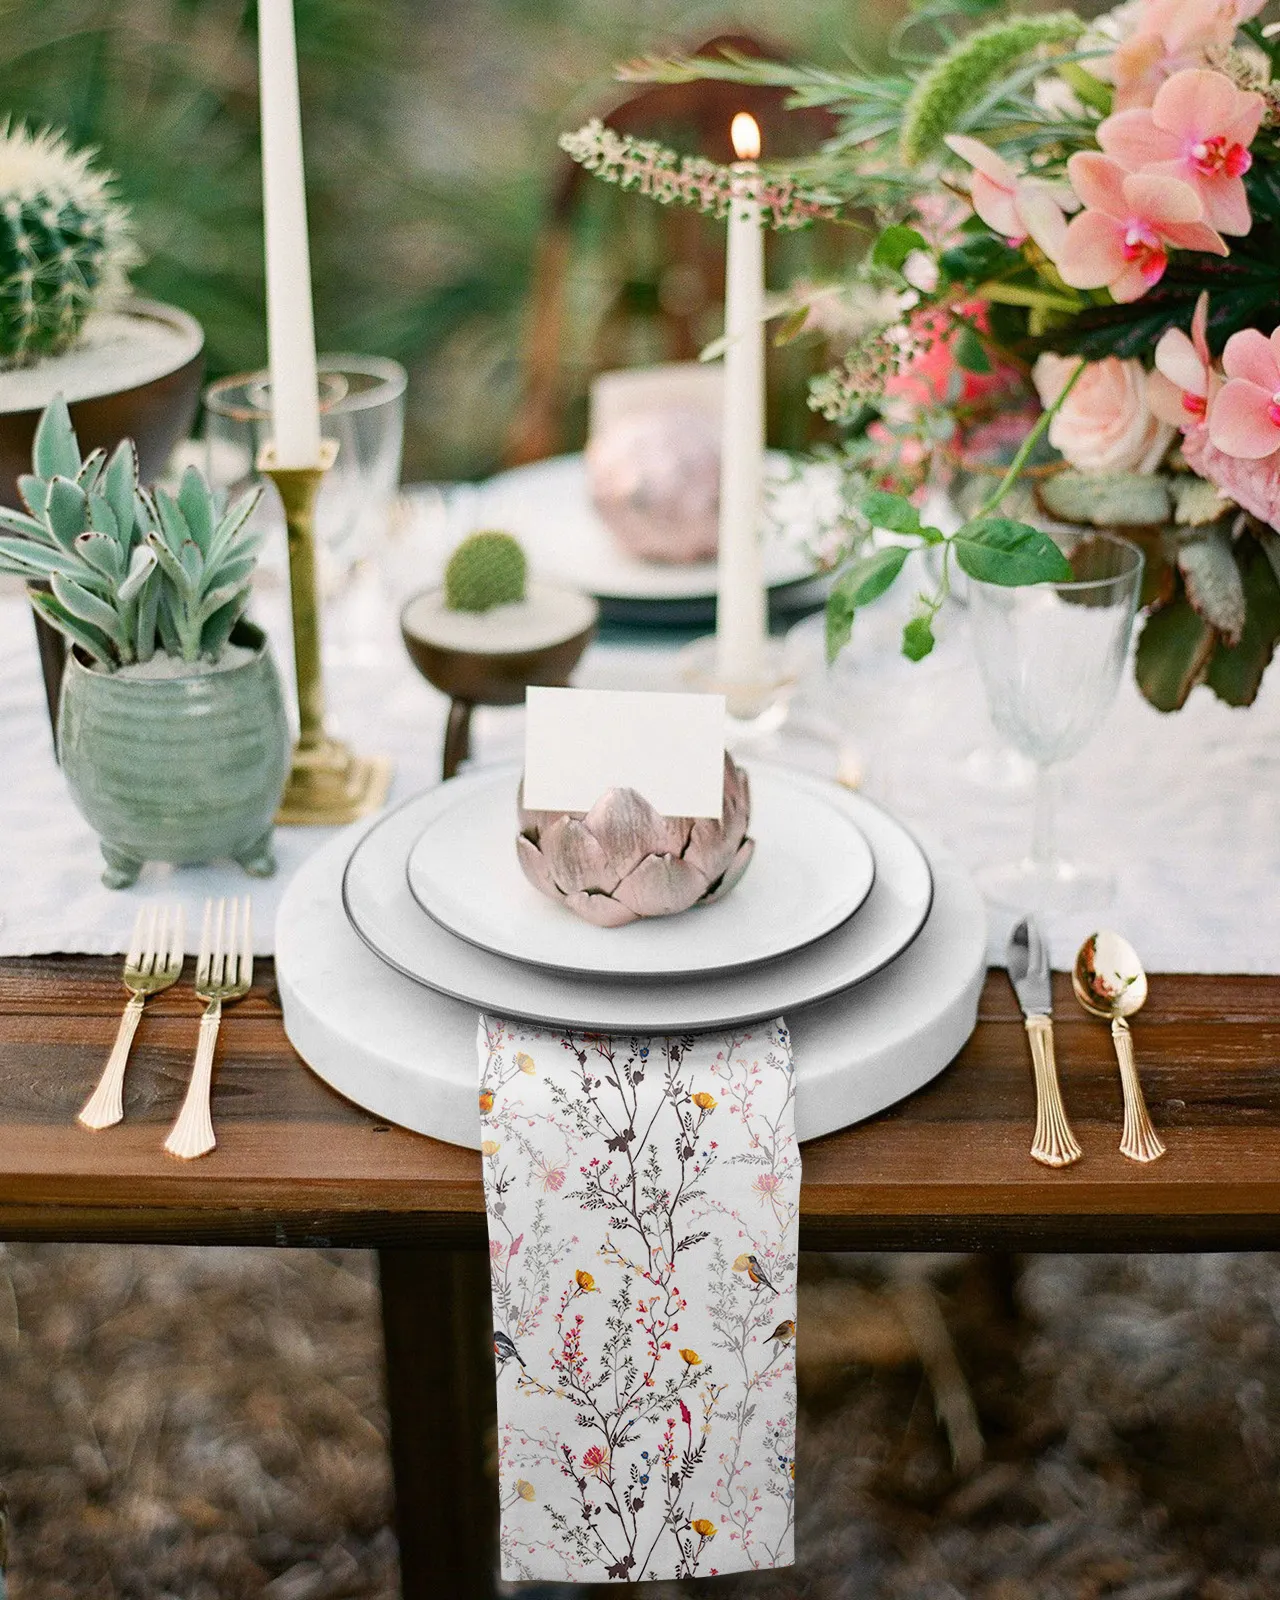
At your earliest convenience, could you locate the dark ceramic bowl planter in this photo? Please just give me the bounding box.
[57,622,291,888]
[401,580,598,780]
[0,299,206,735]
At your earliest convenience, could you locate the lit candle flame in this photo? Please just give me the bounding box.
[730,112,761,162]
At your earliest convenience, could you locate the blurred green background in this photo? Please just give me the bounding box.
[0,0,895,481]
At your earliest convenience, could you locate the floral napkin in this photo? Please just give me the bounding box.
[478,1016,800,1584]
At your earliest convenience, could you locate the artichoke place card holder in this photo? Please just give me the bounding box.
[518,687,751,925]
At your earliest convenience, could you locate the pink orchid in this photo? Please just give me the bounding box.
[1148,292,1216,427]
[943,135,1072,255]
[1208,327,1280,458]
[1183,423,1280,528]
[1099,70,1262,235]
[1057,153,1226,302]
[1107,0,1261,111]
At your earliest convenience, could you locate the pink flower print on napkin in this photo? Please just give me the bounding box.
[1057,153,1226,302]
[1098,69,1263,235]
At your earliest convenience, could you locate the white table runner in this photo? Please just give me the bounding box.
[1,480,1278,973]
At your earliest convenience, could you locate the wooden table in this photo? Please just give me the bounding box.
[2,956,1278,1596]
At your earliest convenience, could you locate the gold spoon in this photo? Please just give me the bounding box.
[1072,931,1166,1164]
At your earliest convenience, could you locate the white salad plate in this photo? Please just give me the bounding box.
[469,452,830,604]
[403,764,876,980]
[341,765,933,1033]
[278,816,984,1151]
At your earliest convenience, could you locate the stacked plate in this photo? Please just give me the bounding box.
[276,761,989,1150]
[467,453,833,625]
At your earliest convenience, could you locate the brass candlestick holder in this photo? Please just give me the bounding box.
[257,439,391,824]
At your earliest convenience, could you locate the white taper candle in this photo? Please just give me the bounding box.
[715,111,768,689]
[258,0,323,468]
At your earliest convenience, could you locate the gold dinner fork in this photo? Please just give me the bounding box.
[79,904,185,1131]
[164,897,253,1160]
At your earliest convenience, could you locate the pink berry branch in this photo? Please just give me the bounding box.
[558,119,837,231]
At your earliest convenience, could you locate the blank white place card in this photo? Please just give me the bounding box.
[523,687,726,818]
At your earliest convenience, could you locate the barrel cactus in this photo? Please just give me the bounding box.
[444,529,527,611]
[0,122,136,369]
[0,397,261,669]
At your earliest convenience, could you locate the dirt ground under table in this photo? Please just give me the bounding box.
[0,1247,1276,1600]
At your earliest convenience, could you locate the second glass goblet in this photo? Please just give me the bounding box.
[968,529,1144,915]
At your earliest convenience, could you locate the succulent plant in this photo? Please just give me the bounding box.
[516,754,753,927]
[0,397,261,670]
[444,529,527,612]
[0,123,136,368]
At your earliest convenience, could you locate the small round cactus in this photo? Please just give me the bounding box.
[444,530,528,612]
[0,122,136,370]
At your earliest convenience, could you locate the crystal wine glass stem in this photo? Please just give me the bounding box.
[1030,763,1058,879]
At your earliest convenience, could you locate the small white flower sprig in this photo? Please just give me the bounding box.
[558,119,836,232]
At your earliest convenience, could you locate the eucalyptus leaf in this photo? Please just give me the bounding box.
[1037,470,1171,528]
[1204,537,1280,706]
[1178,532,1246,645]
[1135,598,1216,712]
[953,518,1072,585]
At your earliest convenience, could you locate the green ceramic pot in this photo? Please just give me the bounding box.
[57,621,291,889]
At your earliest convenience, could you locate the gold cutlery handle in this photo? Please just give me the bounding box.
[164,998,222,1160]
[79,991,145,1131]
[1111,1017,1165,1163]
[1025,1014,1082,1168]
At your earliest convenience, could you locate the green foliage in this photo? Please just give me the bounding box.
[898,12,1082,165]
[952,517,1072,585]
[1037,471,1173,528]
[0,398,260,669]
[444,530,528,612]
[0,123,134,367]
[870,225,926,274]
[824,488,1069,663]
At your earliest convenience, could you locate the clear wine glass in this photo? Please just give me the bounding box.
[968,529,1144,915]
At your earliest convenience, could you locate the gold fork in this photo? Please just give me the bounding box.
[164,897,253,1160]
[79,904,185,1131]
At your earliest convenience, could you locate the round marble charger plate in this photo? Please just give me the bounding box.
[341,767,933,1032]
[470,453,828,603]
[403,764,876,980]
[277,819,985,1150]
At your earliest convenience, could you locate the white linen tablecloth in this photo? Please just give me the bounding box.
[1,491,1277,973]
